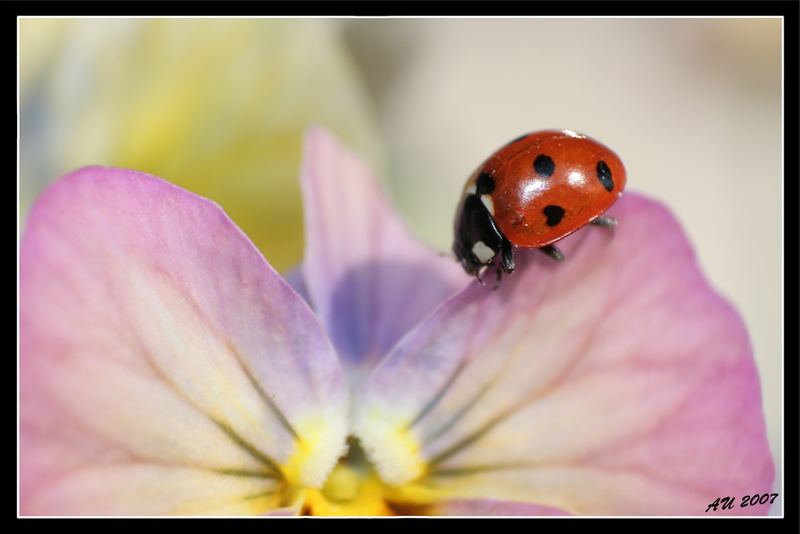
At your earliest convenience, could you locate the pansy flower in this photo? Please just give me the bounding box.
[20,128,773,516]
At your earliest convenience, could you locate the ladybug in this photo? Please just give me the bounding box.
[453,129,626,283]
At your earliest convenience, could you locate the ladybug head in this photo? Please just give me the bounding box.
[452,194,515,278]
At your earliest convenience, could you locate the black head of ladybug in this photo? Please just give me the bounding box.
[452,193,515,277]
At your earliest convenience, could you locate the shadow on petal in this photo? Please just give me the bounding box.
[300,127,469,373]
[329,259,466,377]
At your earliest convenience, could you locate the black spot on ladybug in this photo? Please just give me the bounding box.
[596,160,614,192]
[476,172,495,195]
[533,154,555,177]
[543,205,565,227]
[508,133,528,145]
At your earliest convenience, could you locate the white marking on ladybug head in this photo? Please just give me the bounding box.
[480,194,495,215]
[471,240,496,264]
[465,185,477,196]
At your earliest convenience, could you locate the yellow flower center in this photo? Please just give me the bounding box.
[290,438,448,516]
[303,464,392,516]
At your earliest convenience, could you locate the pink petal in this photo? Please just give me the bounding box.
[300,128,470,374]
[354,193,773,515]
[21,167,348,515]
[26,465,284,516]
[283,265,312,306]
[264,506,302,516]
[432,498,571,516]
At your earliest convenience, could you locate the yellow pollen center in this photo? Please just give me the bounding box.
[289,438,449,516]
[303,464,392,516]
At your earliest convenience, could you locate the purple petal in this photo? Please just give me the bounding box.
[21,167,348,515]
[284,265,312,305]
[25,466,285,516]
[354,193,773,515]
[300,128,470,374]
[432,498,570,516]
[264,507,301,516]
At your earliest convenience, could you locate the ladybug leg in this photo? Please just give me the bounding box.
[591,216,617,227]
[491,264,503,291]
[499,234,515,274]
[475,266,489,286]
[539,244,565,262]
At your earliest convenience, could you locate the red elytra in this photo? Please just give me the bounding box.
[452,129,627,279]
[473,129,626,246]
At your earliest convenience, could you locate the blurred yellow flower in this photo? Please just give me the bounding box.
[20,18,385,271]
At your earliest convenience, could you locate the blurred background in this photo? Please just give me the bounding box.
[19,18,782,513]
